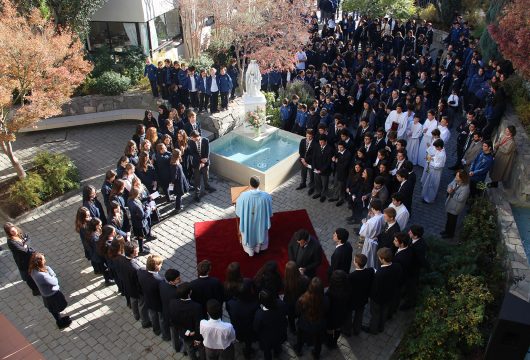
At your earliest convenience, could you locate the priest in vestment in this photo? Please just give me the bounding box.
[236,176,273,256]
[359,200,385,268]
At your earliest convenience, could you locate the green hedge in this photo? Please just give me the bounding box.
[399,198,504,359]
[9,152,80,211]
[93,71,131,96]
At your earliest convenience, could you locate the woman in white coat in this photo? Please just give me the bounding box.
[441,169,470,238]
[406,114,423,165]
[421,139,446,203]
[417,110,438,168]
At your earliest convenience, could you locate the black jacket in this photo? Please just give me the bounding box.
[396,179,414,212]
[7,237,33,272]
[299,138,317,166]
[159,281,180,321]
[370,263,403,305]
[377,222,401,251]
[253,299,288,348]
[410,238,428,278]
[115,256,143,299]
[348,268,375,308]
[188,137,210,167]
[288,236,323,278]
[190,276,224,318]
[169,298,203,341]
[226,298,260,342]
[334,150,353,182]
[328,242,353,278]
[137,269,163,312]
[393,247,415,283]
[312,144,334,176]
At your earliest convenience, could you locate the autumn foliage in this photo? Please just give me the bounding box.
[0,0,92,178]
[212,0,312,89]
[488,0,530,80]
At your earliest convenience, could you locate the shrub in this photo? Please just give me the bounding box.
[188,54,214,71]
[33,151,80,197]
[264,92,282,128]
[94,71,131,95]
[206,37,232,68]
[279,80,316,107]
[502,74,530,132]
[89,46,115,78]
[418,4,439,24]
[9,172,45,210]
[115,46,146,85]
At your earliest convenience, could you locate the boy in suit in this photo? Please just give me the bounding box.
[190,260,224,319]
[287,229,322,278]
[347,254,375,336]
[159,269,181,344]
[188,131,215,202]
[328,228,353,278]
[296,129,316,191]
[137,255,165,336]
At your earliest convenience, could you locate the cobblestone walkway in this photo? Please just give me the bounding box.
[0,119,457,359]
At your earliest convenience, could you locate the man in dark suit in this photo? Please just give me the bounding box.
[377,207,401,252]
[353,118,370,149]
[115,241,150,327]
[391,232,414,315]
[328,228,353,278]
[374,128,387,151]
[366,248,402,334]
[287,229,322,278]
[347,254,375,336]
[169,282,204,360]
[253,289,288,359]
[137,254,165,337]
[184,111,202,136]
[311,134,334,202]
[407,225,428,309]
[190,260,224,319]
[296,129,316,191]
[329,142,352,206]
[361,132,378,165]
[159,269,181,344]
[188,131,216,202]
[396,169,414,213]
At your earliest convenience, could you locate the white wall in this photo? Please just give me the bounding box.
[91,0,177,23]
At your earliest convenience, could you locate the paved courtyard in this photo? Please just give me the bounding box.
[0,120,457,359]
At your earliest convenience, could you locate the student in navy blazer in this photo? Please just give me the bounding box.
[185,66,201,109]
[82,185,107,225]
[218,67,233,111]
[206,68,221,113]
[197,69,210,112]
[188,131,216,201]
[127,188,153,254]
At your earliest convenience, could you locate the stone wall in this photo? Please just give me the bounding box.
[60,91,159,116]
[493,107,530,203]
[198,98,246,138]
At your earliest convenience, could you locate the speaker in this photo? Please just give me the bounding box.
[485,292,530,360]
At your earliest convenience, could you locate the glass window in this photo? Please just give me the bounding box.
[107,22,130,52]
[88,22,110,50]
[154,9,182,46]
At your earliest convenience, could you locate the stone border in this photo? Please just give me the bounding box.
[489,188,530,302]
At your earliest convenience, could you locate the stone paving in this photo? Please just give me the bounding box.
[0,117,458,360]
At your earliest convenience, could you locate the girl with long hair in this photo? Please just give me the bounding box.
[96,225,115,286]
[169,148,190,212]
[124,140,139,166]
[295,277,329,358]
[283,260,309,333]
[325,270,352,348]
[82,185,107,225]
[224,262,244,301]
[75,207,92,261]
[84,217,103,275]
[4,222,40,295]
[253,260,283,298]
[145,126,159,147]
[135,151,158,193]
[28,252,71,328]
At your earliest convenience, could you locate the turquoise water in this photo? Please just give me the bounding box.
[211,131,299,171]
[512,206,530,265]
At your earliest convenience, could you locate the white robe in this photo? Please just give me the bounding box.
[389,203,410,231]
[418,118,438,168]
[406,122,423,165]
[438,125,451,143]
[385,110,408,139]
[360,213,385,269]
[421,149,446,203]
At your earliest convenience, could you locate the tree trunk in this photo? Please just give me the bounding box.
[1,141,26,179]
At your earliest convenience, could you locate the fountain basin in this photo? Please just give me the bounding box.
[210,125,302,192]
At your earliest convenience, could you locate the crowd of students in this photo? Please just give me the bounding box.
[3,6,520,360]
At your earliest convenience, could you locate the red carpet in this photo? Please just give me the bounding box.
[194,209,329,284]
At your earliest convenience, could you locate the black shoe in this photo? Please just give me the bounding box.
[336,200,344,207]
[308,188,315,195]
[147,235,157,241]
[162,336,171,342]
[312,193,321,199]
[296,184,306,190]
[206,186,217,193]
[57,316,72,329]
[195,195,201,202]
[139,248,151,256]
[320,196,326,202]
[328,198,338,202]
[142,322,152,328]
[32,289,40,296]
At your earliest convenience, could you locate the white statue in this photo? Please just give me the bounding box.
[245,60,262,98]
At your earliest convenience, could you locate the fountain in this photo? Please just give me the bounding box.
[210,60,302,192]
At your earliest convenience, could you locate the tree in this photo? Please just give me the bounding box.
[18,0,108,36]
[178,0,212,60]
[342,0,416,20]
[212,0,312,92]
[0,0,92,179]
[488,0,530,80]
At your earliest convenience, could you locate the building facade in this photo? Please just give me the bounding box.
[88,0,184,57]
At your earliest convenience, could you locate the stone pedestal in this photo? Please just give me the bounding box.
[242,93,267,115]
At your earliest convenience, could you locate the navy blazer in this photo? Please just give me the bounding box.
[184,73,201,91]
[83,199,107,225]
[127,198,151,235]
[253,299,288,348]
[328,241,353,278]
[154,151,172,185]
[348,268,375,308]
[136,165,158,192]
[137,269,163,312]
[218,73,233,93]
[184,121,202,137]
[188,137,210,167]
[115,256,143,299]
[205,75,220,95]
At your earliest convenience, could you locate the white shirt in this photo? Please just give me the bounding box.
[385,110,408,139]
[190,75,197,92]
[210,76,219,92]
[295,51,307,70]
[438,125,451,143]
[389,203,410,230]
[200,318,236,350]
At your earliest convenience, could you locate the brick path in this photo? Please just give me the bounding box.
[0,119,458,359]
